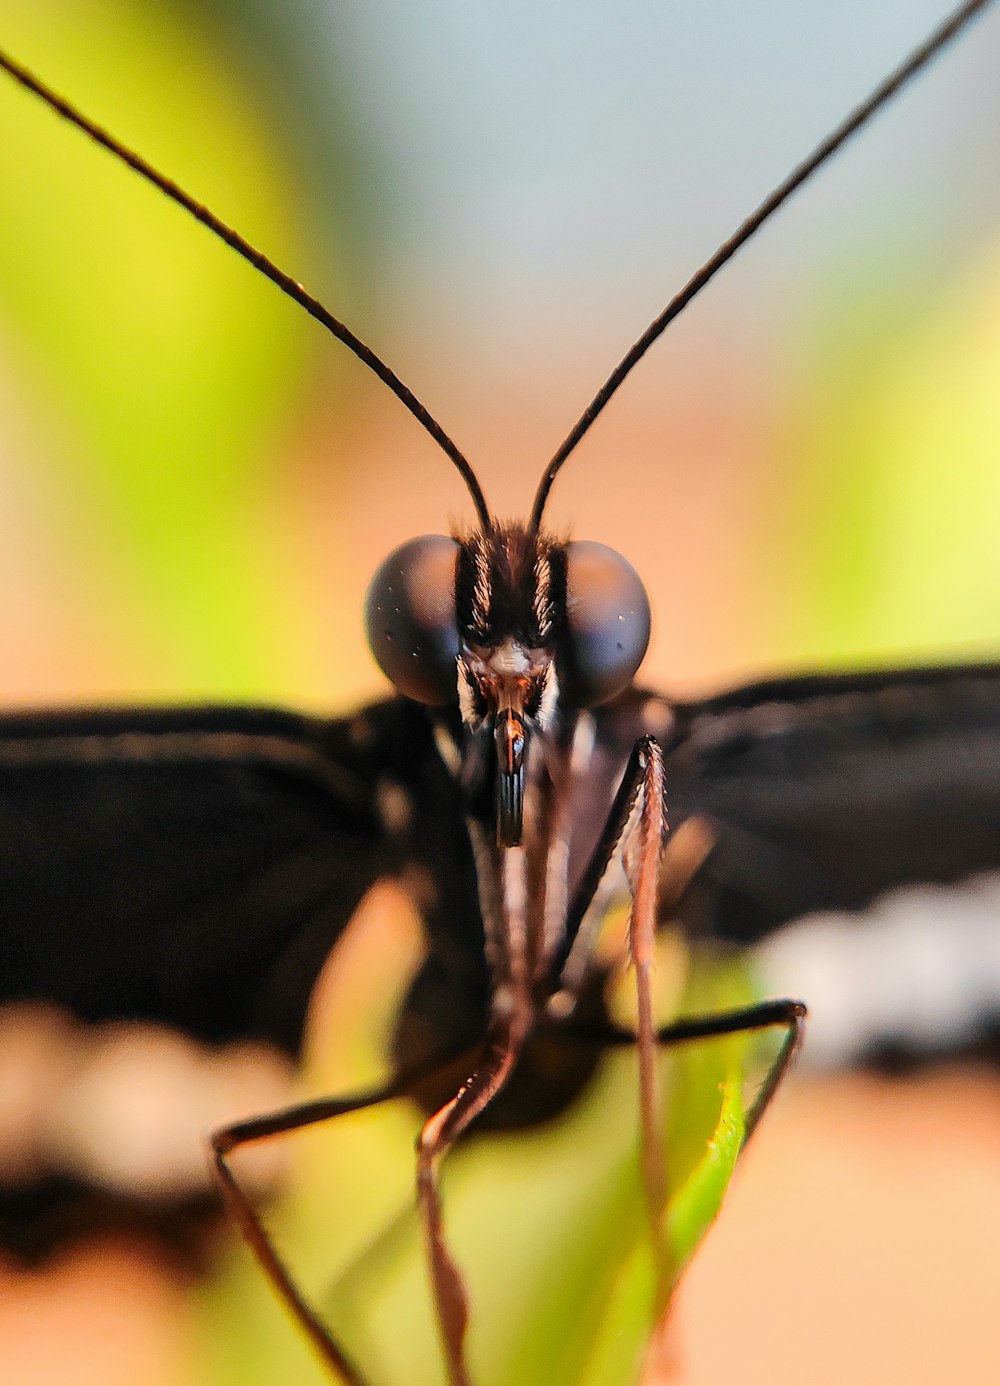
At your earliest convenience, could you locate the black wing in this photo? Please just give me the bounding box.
[663,662,1000,943]
[0,698,483,1058]
[5,664,998,1048]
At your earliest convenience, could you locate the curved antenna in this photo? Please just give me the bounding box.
[0,47,493,533]
[530,0,994,532]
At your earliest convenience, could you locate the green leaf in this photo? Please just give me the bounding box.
[199,897,771,1386]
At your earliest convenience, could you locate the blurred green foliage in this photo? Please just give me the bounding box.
[197,913,769,1386]
[778,238,1000,668]
[0,0,360,699]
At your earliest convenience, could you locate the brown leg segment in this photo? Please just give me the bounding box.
[415,1013,526,1386]
[619,738,671,1301]
[562,997,806,1349]
[550,736,714,1320]
[209,1052,476,1386]
[580,996,808,1142]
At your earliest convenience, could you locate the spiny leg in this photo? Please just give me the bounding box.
[659,996,807,1144]
[546,731,785,1321]
[614,745,742,1326]
[552,736,689,1308]
[551,743,716,1016]
[585,808,721,1246]
[612,812,718,1274]
[577,995,808,1143]
[553,991,805,1363]
[619,738,670,1269]
[655,997,806,1365]
[573,995,805,1370]
[415,1013,525,1386]
[209,1051,475,1386]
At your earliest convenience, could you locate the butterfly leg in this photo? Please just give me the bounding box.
[550,735,675,1307]
[414,1010,526,1386]
[564,994,805,1364]
[550,734,789,1317]
[552,738,715,1011]
[591,995,807,1142]
[616,735,685,1314]
[209,1052,474,1386]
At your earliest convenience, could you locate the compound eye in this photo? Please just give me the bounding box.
[559,540,651,707]
[365,535,460,705]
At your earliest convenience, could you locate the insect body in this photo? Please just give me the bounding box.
[1,3,999,1384]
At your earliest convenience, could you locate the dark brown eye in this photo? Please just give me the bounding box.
[559,540,651,707]
[365,535,460,705]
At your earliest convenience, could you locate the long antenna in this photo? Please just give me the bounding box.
[529,0,995,532]
[0,46,493,533]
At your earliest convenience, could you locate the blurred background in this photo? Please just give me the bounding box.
[0,0,998,1382]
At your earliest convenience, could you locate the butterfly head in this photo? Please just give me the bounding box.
[365,522,651,845]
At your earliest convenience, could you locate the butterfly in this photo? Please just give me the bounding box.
[0,2,998,1384]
